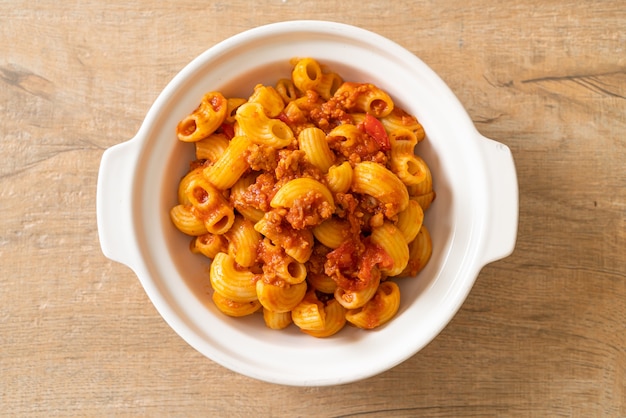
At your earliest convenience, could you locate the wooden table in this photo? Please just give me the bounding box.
[2,1,624,416]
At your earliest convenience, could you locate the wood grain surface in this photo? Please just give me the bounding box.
[1,1,624,416]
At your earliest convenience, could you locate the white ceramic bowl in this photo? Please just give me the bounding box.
[96,20,518,386]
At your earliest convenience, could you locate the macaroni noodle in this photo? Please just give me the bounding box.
[170,58,436,337]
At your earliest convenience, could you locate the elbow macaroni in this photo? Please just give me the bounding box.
[291,57,323,92]
[203,135,251,190]
[225,216,261,268]
[170,58,435,337]
[210,252,257,303]
[298,127,335,172]
[176,91,228,142]
[370,222,410,277]
[270,177,335,213]
[235,102,294,148]
[345,281,401,329]
[325,161,353,194]
[352,161,409,218]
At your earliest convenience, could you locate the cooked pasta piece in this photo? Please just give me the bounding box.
[312,217,351,249]
[195,133,230,162]
[212,291,261,317]
[389,127,418,148]
[275,78,298,103]
[325,161,353,194]
[282,100,305,121]
[380,108,425,142]
[191,233,228,259]
[176,91,228,142]
[230,174,266,223]
[225,216,261,268]
[270,177,335,214]
[203,135,251,190]
[370,222,410,276]
[411,191,436,211]
[335,277,380,310]
[263,308,293,330]
[396,200,424,244]
[390,135,428,186]
[328,123,362,145]
[292,57,322,92]
[177,166,205,205]
[274,257,307,285]
[306,272,337,294]
[406,155,436,210]
[209,252,257,303]
[314,71,343,100]
[345,281,401,329]
[235,102,294,148]
[183,175,234,235]
[256,238,308,287]
[224,97,247,124]
[170,204,208,236]
[256,280,307,313]
[298,127,335,172]
[291,290,326,331]
[248,84,285,118]
[301,299,346,338]
[352,161,409,218]
[254,213,314,263]
[399,225,432,277]
[334,82,394,117]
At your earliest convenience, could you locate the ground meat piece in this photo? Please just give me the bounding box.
[260,208,314,263]
[324,237,393,291]
[369,151,388,165]
[277,109,314,138]
[274,149,326,184]
[309,96,353,132]
[297,90,325,112]
[334,193,364,234]
[358,240,393,284]
[278,90,327,131]
[284,190,334,230]
[327,128,387,164]
[334,190,393,233]
[306,244,331,276]
[257,239,287,285]
[325,238,361,279]
[236,173,275,212]
[275,149,306,180]
[245,143,277,172]
[311,108,350,132]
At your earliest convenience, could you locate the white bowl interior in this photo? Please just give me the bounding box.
[128,21,488,386]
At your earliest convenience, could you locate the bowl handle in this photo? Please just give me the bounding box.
[96,138,142,268]
[477,135,519,265]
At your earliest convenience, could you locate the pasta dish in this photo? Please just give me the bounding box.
[170,58,434,337]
